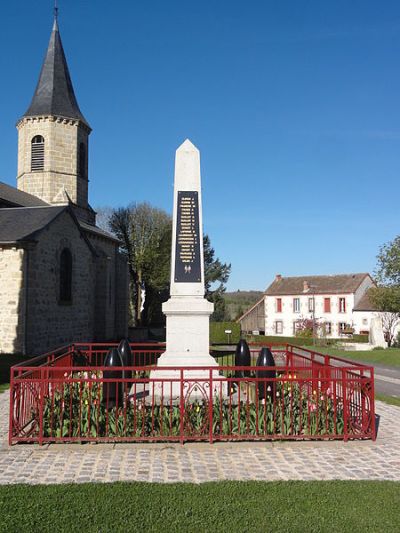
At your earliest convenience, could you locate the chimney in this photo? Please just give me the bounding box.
[275,274,282,282]
[303,280,309,292]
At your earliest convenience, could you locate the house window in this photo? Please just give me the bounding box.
[59,248,72,303]
[293,298,300,313]
[276,298,282,313]
[324,298,331,313]
[31,135,45,171]
[293,321,298,335]
[339,322,347,334]
[362,318,368,325]
[325,322,332,335]
[79,142,87,178]
[339,297,346,313]
[308,297,314,312]
[275,320,283,334]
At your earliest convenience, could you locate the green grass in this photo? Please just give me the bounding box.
[0,481,398,532]
[314,347,400,367]
[376,393,400,407]
[0,383,9,394]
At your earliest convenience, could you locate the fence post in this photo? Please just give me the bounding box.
[370,367,376,441]
[342,369,348,442]
[180,369,184,445]
[209,369,213,444]
[38,368,45,446]
[8,369,14,446]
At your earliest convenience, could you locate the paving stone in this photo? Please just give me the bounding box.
[1,392,400,484]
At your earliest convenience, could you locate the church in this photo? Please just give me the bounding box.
[0,16,128,355]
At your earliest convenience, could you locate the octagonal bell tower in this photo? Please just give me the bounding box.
[16,14,92,219]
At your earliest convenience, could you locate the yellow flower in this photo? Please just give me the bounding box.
[196,406,200,413]
[293,374,297,379]
[85,400,89,406]
[313,390,317,396]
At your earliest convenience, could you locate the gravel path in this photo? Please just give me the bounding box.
[0,391,399,484]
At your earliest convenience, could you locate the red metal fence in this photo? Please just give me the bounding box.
[9,343,375,445]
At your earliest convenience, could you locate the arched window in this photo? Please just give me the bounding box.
[59,248,72,303]
[79,142,86,178]
[31,135,45,171]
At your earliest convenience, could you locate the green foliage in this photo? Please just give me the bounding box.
[203,235,231,321]
[210,322,240,344]
[40,377,344,440]
[108,203,171,326]
[98,204,231,326]
[1,481,400,533]
[244,335,368,346]
[223,290,263,320]
[311,347,400,367]
[375,393,400,407]
[374,235,400,286]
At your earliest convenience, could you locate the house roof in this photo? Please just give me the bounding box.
[265,273,371,296]
[22,18,90,128]
[353,290,379,312]
[0,181,49,208]
[0,206,66,243]
[236,296,265,323]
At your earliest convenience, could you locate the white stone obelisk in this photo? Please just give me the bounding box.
[151,139,220,397]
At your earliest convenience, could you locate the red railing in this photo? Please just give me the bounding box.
[9,343,375,445]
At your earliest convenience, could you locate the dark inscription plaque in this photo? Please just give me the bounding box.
[174,191,201,282]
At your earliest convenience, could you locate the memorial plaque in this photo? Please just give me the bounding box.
[174,190,201,282]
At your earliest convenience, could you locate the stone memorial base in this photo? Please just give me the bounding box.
[149,296,227,400]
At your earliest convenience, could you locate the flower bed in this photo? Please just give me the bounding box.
[9,343,375,444]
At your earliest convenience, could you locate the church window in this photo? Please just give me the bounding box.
[59,248,73,303]
[31,135,45,171]
[79,142,87,178]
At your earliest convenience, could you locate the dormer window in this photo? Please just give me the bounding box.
[31,135,45,171]
[79,142,87,178]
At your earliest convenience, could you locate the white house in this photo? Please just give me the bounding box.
[239,273,377,338]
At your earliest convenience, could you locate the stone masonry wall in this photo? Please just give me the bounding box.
[25,210,95,354]
[85,233,128,341]
[16,116,89,207]
[0,247,26,354]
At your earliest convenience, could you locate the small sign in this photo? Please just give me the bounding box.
[224,330,232,334]
[174,191,201,283]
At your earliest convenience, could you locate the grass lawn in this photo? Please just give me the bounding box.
[0,481,398,532]
[376,393,400,407]
[312,347,400,367]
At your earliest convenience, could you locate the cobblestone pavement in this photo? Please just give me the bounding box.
[0,391,399,484]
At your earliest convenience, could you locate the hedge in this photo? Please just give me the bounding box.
[243,334,369,346]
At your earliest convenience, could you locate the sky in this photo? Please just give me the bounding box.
[0,1,399,291]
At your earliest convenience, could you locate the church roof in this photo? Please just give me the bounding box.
[0,206,66,243]
[0,181,49,208]
[22,18,90,128]
[79,220,121,243]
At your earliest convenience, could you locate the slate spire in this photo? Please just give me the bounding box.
[23,15,90,128]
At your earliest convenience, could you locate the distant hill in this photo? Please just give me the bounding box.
[223,290,263,321]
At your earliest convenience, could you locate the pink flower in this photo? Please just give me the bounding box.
[309,403,317,412]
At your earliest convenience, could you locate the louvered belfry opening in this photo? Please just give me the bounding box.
[31,135,45,171]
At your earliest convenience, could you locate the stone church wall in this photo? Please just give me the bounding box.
[0,247,26,354]
[86,233,128,341]
[25,211,95,354]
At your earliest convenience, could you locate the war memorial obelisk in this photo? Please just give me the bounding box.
[151,139,221,397]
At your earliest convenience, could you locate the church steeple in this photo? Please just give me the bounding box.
[16,13,93,223]
[23,15,90,128]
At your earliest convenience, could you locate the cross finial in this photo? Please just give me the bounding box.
[54,0,59,21]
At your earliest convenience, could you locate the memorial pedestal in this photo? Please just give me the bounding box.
[148,139,227,400]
